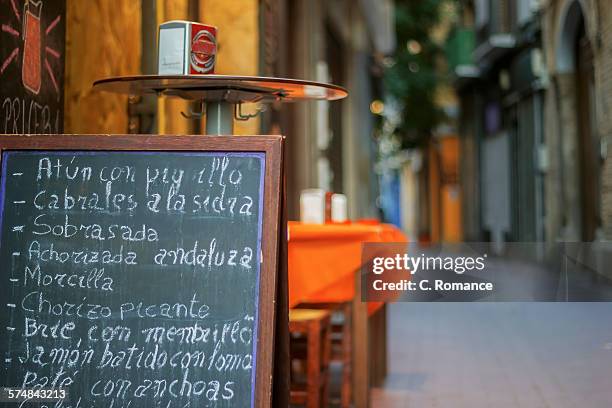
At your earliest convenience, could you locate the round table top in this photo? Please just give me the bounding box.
[93,75,348,103]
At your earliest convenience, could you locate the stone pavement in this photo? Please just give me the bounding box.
[371,302,612,407]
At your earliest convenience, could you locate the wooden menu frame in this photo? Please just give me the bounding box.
[0,134,285,408]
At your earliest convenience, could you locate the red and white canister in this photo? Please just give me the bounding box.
[158,20,217,75]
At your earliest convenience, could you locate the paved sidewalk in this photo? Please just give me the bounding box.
[372,303,612,407]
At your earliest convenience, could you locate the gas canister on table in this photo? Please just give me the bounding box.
[157,20,217,75]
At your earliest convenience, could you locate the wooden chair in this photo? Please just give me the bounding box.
[289,308,332,408]
[368,303,387,387]
[296,302,352,408]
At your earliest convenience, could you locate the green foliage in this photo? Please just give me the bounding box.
[384,0,446,148]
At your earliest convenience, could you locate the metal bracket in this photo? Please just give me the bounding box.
[234,102,267,121]
[181,100,206,119]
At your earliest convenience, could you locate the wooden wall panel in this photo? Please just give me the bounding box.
[63,1,260,136]
[200,0,260,135]
[64,0,141,133]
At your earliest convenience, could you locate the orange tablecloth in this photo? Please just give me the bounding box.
[287,221,408,311]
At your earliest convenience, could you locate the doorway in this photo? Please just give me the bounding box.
[574,18,601,241]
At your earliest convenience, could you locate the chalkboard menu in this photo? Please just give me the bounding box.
[0,135,283,407]
[0,0,66,133]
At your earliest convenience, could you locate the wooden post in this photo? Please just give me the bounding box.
[353,268,370,408]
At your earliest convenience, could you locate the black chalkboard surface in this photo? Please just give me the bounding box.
[0,135,284,408]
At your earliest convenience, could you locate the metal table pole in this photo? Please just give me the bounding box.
[205,101,233,135]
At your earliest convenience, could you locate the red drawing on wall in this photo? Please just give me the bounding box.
[22,0,41,94]
[1,0,62,96]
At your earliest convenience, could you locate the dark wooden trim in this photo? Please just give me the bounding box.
[255,135,284,408]
[0,134,284,408]
[273,142,289,407]
[0,134,281,153]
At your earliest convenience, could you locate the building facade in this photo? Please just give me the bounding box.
[452,0,611,245]
[451,0,546,244]
[541,0,611,242]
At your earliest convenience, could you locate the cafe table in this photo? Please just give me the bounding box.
[287,221,408,407]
